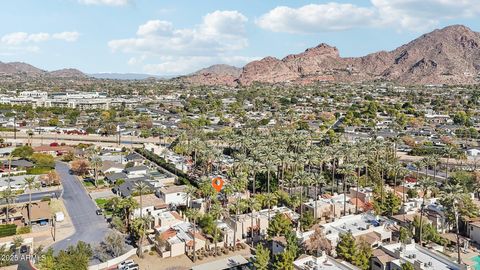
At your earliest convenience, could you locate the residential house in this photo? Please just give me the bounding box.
[154,221,206,258]
[321,214,393,249]
[157,185,187,206]
[294,254,359,270]
[104,172,128,185]
[100,161,124,175]
[370,242,467,270]
[125,165,149,178]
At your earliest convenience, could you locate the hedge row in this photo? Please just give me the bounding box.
[135,148,197,187]
[0,224,17,238]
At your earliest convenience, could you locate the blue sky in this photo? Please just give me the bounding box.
[1,0,480,75]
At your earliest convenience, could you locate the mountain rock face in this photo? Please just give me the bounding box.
[185,25,480,86]
[0,62,45,77]
[181,64,242,86]
[48,68,88,78]
[0,62,88,79]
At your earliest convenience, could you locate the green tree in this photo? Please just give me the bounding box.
[399,227,412,244]
[252,244,270,270]
[402,262,414,270]
[30,153,55,168]
[273,249,295,270]
[39,242,93,270]
[11,146,34,159]
[299,211,314,231]
[268,214,292,237]
[353,240,372,270]
[336,232,357,262]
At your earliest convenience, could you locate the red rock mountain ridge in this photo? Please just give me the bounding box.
[182,25,480,86]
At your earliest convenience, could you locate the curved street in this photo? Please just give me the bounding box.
[50,161,111,252]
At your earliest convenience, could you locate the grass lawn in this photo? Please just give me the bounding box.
[26,167,52,175]
[83,181,94,187]
[95,198,113,215]
[95,198,109,208]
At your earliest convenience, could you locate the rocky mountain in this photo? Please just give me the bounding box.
[0,61,45,77]
[0,62,88,79]
[180,64,242,86]
[183,25,480,86]
[48,68,88,78]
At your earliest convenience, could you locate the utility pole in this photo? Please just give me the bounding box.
[51,215,56,241]
[12,110,17,144]
[454,199,462,264]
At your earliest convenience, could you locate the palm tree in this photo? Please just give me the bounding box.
[413,160,424,180]
[313,174,326,219]
[90,156,103,187]
[133,215,154,258]
[133,181,151,219]
[1,188,16,224]
[118,197,139,232]
[23,176,37,226]
[444,145,456,180]
[210,202,223,256]
[246,196,261,246]
[440,184,465,264]
[185,208,201,262]
[416,176,436,245]
[184,185,197,210]
[294,171,313,231]
[229,197,247,250]
[338,164,355,217]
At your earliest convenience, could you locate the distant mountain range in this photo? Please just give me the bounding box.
[2,25,480,85]
[180,25,480,86]
[0,61,88,79]
[89,73,170,80]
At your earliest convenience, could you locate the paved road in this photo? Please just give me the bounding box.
[407,166,447,180]
[0,190,62,205]
[50,162,110,252]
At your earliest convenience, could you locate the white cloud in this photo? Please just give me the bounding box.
[78,0,130,6]
[52,31,80,42]
[109,10,249,55]
[142,55,257,75]
[1,32,29,45]
[136,20,173,37]
[1,31,80,45]
[109,10,252,75]
[258,0,480,33]
[257,3,376,33]
[372,0,480,31]
[27,33,50,42]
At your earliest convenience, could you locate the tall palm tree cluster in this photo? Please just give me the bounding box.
[176,127,414,237]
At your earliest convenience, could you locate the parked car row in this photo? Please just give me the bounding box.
[118,259,139,270]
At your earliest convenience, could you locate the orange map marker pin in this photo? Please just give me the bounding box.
[212,177,224,192]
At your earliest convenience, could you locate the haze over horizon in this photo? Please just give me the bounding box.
[1,0,480,76]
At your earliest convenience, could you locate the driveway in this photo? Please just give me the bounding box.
[50,161,110,252]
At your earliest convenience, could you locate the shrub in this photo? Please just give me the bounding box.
[16,226,31,235]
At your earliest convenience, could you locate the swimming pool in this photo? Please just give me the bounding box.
[472,255,480,270]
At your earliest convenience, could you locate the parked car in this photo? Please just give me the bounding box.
[128,264,139,270]
[20,245,28,254]
[96,209,103,215]
[117,259,134,270]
